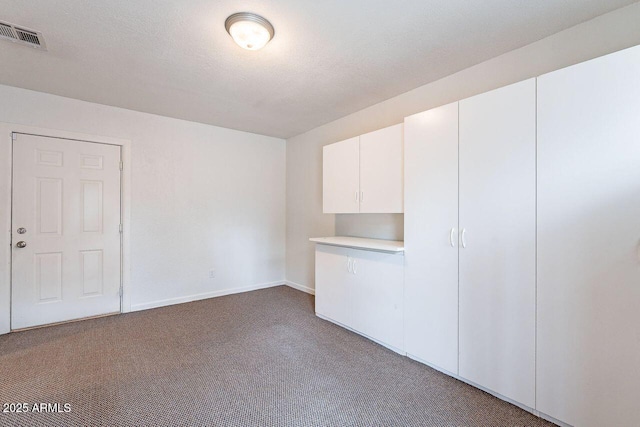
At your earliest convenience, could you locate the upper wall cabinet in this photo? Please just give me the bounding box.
[323,124,403,214]
[359,124,404,213]
[323,136,360,213]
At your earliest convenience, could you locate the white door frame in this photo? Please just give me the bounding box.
[0,123,132,334]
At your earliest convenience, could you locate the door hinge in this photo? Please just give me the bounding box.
[119,287,123,297]
[119,224,123,233]
[119,161,123,171]
[11,132,17,141]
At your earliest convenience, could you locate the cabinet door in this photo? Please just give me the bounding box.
[537,46,640,427]
[359,124,404,213]
[350,248,404,350]
[315,245,353,326]
[458,79,536,408]
[323,137,360,213]
[404,102,459,374]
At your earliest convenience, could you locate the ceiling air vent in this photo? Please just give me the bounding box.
[0,21,46,50]
[0,22,16,40]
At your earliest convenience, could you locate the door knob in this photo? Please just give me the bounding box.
[17,227,26,234]
[16,241,27,248]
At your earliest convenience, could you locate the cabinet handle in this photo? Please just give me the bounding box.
[355,191,359,202]
[460,228,467,248]
[353,259,357,274]
[449,228,456,247]
[347,257,352,273]
[360,191,364,202]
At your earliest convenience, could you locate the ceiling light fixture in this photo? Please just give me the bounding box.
[225,12,274,51]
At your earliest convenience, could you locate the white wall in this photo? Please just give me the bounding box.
[0,84,286,333]
[285,2,640,290]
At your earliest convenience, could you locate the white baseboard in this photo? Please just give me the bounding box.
[316,312,404,355]
[406,353,535,413]
[405,353,570,427]
[285,280,315,295]
[130,280,285,312]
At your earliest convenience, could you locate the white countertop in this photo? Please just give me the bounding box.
[309,236,404,253]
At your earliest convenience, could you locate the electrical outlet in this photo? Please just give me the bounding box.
[209,269,216,279]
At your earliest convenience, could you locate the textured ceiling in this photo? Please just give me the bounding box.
[0,0,636,138]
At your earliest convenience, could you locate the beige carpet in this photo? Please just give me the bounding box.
[0,285,554,426]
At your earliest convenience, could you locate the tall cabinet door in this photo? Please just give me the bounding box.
[458,79,536,407]
[359,124,404,213]
[537,46,640,427]
[323,137,360,213]
[404,102,459,374]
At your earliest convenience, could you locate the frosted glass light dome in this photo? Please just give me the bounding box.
[225,13,274,51]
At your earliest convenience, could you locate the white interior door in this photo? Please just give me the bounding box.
[537,45,640,427]
[359,124,404,213]
[11,133,121,330]
[458,79,536,408]
[323,137,360,213]
[404,102,459,374]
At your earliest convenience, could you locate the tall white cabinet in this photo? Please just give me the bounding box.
[537,46,640,427]
[404,80,536,408]
[404,102,459,374]
[458,79,536,408]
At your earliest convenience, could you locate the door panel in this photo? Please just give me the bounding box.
[80,250,104,296]
[81,180,104,232]
[315,244,353,326]
[37,178,63,234]
[458,79,536,408]
[36,252,63,302]
[404,102,459,374]
[351,248,404,350]
[323,137,360,213]
[359,124,403,213]
[537,46,640,427]
[11,134,121,329]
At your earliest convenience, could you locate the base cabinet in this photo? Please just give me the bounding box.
[315,244,404,351]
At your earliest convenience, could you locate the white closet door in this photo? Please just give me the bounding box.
[458,79,536,408]
[359,124,403,213]
[315,244,353,326]
[323,137,360,213]
[537,46,640,427]
[404,102,459,374]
